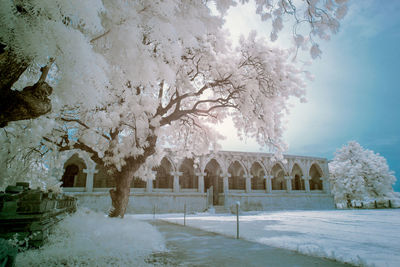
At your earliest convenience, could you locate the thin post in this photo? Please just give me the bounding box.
[153,205,156,220]
[184,203,187,226]
[389,200,392,208]
[236,202,240,239]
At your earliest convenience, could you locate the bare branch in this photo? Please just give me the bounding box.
[60,117,111,141]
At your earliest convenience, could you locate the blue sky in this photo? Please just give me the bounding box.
[218,1,400,191]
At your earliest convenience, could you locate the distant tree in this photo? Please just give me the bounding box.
[329,141,399,208]
[0,0,349,217]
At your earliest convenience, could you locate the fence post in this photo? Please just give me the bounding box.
[389,200,392,208]
[184,203,187,226]
[236,201,240,239]
[153,204,156,220]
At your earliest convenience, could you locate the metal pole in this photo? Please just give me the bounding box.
[184,203,186,226]
[236,202,240,239]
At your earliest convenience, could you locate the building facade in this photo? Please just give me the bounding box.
[57,150,335,213]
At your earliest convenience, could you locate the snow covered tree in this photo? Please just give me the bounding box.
[0,0,348,127]
[329,141,399,208]
[0,0,349,217]
[0,0,109,127]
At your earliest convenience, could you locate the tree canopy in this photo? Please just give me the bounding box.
[0,0,349,216]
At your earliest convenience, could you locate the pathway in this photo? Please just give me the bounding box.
[148,220,353,267]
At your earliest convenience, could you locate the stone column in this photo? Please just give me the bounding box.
[146,171,156,192]
[222,173,231,193]
[221,173,231,208]
[196,172,206,193]
[303,175,311,192]
[171,171,183,193]
[284,176,292,192]
[146,180,153,193]
[264,175,273,193]
[321,176,331,194]
[83,168,97,192]
[243,174,253,193]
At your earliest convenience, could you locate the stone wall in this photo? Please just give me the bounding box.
[67,190,334,214]
[224,192,335,212]
[68,190,208,214]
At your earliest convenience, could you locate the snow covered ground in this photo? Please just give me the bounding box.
[13,208,400,266]
[16,208,166,266]
[154,209,400,267]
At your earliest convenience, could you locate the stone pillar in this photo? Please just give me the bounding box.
[303,175,311,192]
[321,176,331,194]
[196,172,206,193]
[222,173,231,193]
[146,179,153,193]
[146,171,156,192]
[243,174,253,193]
[284,176,292,192]
[264,175,273,193]
[83,168,97,192]
[221,173,231,208]
[171,171,183,193]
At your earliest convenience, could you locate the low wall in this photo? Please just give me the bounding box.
[66,190,335,214]
[66,191,208,214]
[223,191,335,212]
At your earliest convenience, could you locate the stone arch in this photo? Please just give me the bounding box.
[309,163,324,190]
[202,155,226,174]
[61,153,87,187]
[309,161,326,177]
[59,150,95,171]
[179,158,197,189]
[228,161,245,190]
[204,158,223,205]
[250,161,266,190]
[153,157,174,189]
[291,163,304,190]
[164,155,177,173]
[271,163,286,190]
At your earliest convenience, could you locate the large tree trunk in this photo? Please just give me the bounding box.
[108,134,157,218]
[109,170,133,218]
[0,48,53,127]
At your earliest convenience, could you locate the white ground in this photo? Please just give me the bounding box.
[14,209,400,266]
[16,208,166,266]
[150,209,400,267]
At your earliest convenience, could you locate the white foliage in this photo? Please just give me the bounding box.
[0,0,109,109]
[329,141,399,207]
[0,117,61,191]
[0,0,348,184]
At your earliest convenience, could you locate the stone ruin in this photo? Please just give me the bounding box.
[0,182,77,249]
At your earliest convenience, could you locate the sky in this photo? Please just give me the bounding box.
[217,0,400,191]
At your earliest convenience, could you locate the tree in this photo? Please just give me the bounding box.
[0,0,348,126]
[1,0,349,217]
[329,141,399,208]
[0,0,109,127]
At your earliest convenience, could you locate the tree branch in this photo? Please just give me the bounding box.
[0,58,55,127]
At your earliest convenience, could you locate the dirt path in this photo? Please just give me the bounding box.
[148,220,353,267]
